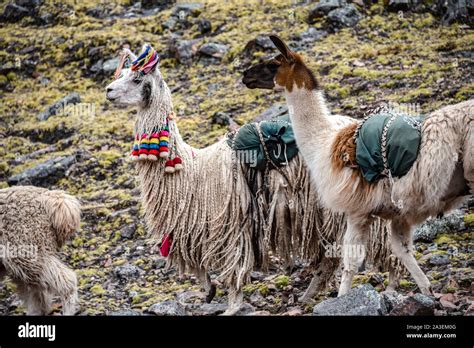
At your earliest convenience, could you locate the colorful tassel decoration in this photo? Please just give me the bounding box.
[164,159,175,173]
[160,234,172,257]
[173,157,183,171]
[131,135,140,161]
[159,130,170,158]
[148,133,159,161]
[139,134,150,160]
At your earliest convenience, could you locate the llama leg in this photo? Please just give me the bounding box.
[222,287,243,316]
[42,256,79,315]
[0,263,6,281]
[198,271,216,303]
[390,219,432,295]
[386,257,400,292]
[299,257,339,303]
[26,286,53,315]
[338,217,369,297]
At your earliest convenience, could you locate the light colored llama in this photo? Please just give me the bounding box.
[0,185,80,315]
[243,35,473,297]
[105,44,396,313]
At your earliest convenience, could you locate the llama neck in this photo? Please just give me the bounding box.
[285,88,335,147]
[135,79,174,136]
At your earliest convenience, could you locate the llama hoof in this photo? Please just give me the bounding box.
[298,294,311,304]
[221,306,241,316]
[205,284,217,303]
[420,286,433,296]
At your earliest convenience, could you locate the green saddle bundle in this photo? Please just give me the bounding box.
[227,114,298,171]
[355,112,425,183]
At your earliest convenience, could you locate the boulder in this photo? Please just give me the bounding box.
[141,0,175,9]
[37,92,81,121]
[198,42,228,59]
[413,210,466,242]
[243,35,275,57]
[102,57,121,75]
[308,0,346,23]
[169,38,201,64]
[389,294,436,316]
[1,3,31,23]
[327,4,363,27]
[252,103,288,123]
[8,155,75,187]
[313,284,388,315]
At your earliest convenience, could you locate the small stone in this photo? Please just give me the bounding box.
[429,254,450,266]
[148,300,187,316]
[198,18,212,34]
[114,264,140,280]
[154,257,167,269]
[299,28,328,42]
[120,224,135,240]
[211,112,232,126]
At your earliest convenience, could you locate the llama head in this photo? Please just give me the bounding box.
[242,35,319,92]
[105,44,164,107]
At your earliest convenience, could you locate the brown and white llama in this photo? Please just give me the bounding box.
[0,186,80,315]
[243,35,473,296]
[104,44,396,313]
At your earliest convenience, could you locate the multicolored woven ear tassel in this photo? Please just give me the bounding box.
[131,44,160,75]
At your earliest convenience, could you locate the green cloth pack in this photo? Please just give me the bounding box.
[227,114,298,171]
[355,112,424,183]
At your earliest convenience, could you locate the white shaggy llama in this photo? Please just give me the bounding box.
[243,35,473,297]
[0,186,80,315]
[105,44,395,313]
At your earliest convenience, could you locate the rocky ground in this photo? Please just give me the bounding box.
[0,0,472,316]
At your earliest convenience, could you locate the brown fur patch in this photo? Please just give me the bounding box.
[275,53,319,92]
[331,123,358,172]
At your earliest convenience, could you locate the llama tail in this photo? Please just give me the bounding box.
[41,190,81,247]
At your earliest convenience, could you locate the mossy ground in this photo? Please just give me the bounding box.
[0,1,472,315]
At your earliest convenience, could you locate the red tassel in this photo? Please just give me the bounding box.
[160,234,172,257]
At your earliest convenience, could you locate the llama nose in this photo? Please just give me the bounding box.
[106,87,113,93]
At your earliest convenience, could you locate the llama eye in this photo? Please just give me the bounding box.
[267,63,279,73]
[132,76,143,84]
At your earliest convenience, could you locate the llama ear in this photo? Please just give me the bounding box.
[269,35,294,63]
[122,48,137,62]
